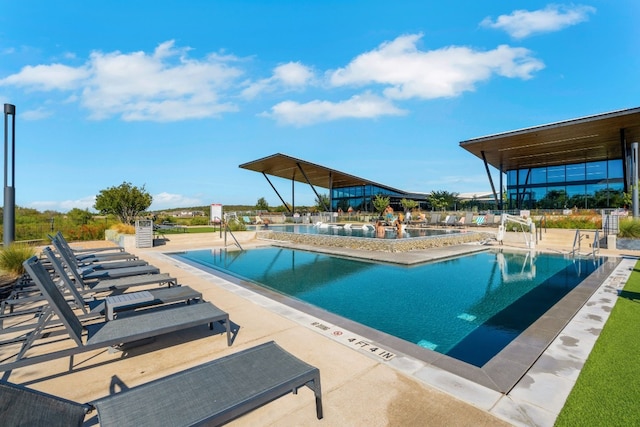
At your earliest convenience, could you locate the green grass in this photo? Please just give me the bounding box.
[555,261,640,426]
[156,226,220,235]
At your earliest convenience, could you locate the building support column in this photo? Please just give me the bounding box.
[499,166,503,211]
[261,172,292,213]
[291,170,295,213]
[296,162,329,212]
[481,151,499,210]
[621,129,629,192]
[329,172,333,212]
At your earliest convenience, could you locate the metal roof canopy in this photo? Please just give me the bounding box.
[459,107,640,172]
[239,153,409,212]
[239,153,404,191]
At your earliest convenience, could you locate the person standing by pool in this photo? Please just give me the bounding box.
[375,220,385,238]
[384,205,394,225]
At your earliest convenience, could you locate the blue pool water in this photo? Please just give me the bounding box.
[252,223,460,239]
[171,247,603,366]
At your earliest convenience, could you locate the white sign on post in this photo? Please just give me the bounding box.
[210,204,222,224]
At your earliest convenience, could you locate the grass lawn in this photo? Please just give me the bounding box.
[157,226,219,234]
[555,260,640,426]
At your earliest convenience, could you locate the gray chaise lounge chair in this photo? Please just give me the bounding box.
[428,213,441,227]
[0,256,231,372]
[42,246,177,294]
[49,234,149,270]
[1,248,202,332]
[51,237,160,280]
[48,232,137,262]
[0,380,89,427]
[0,341,322,426]
[53,231,125,255]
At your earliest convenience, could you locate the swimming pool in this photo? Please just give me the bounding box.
[170,247,604,367]
[249,223,460,239]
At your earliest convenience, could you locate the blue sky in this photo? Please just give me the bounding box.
[1,1,638,212]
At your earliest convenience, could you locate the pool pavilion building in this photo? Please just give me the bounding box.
[460,107,640,211]
[241,107,640,214]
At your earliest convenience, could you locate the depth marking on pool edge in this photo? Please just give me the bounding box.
[310,321,396,361]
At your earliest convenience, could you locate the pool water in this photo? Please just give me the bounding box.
[171,247,603,366]
[253,223,460,239]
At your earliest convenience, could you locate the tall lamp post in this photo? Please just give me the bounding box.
[4,104,16,247]
[633,142,639,219]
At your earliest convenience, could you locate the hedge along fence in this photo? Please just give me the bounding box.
[539,214,602,230]
[0,221,113,244]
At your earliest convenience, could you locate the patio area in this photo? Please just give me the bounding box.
[2,228,636,426]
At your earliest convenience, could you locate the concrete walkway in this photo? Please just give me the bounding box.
[3,227,638,426]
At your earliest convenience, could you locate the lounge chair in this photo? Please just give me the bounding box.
[456,212,473,227]
[49,235,149,270]
[473,215,486,226]
[1,251,199,335]
[49,232,137,263]
[3,247,202,325]
[42,246,176,295]
[0,256,231,372]
[428,213,441,227]
[52,231,125,255]
[0,341,322,426]
[51,237,160,281]
[485,213,496,225]
[441,215,457,226]
[0,380,89,427]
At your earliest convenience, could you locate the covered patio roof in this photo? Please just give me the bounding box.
[459,107,640,172]
[239,153,405,193]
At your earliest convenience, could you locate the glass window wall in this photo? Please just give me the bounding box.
[506,159,624,209]
[547,165,565,183]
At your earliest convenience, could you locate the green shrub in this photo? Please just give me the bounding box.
[544,216,601,230]
[190,217,209,226]
[66,224,108,241]
[0,244,36,277]
[226,219,247,231]
[619,218,640,238]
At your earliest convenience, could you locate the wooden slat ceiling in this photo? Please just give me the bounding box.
[459,107,640,172]
[239,153,406,193]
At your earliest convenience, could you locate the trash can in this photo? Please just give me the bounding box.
[135,220,153,248]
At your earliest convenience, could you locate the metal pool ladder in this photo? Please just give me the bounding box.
[224,223,243,251]
[571,229,600,258]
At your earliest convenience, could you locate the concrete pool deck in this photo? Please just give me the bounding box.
[2,227,638,426]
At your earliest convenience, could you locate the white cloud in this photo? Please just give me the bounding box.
[29,196,96,213]
[263,92,406,126]
[0,40,244,122]
[0,63,90,91]
[21,107,53,120]
[150,192,203,210]
[329,33,544,100]
[273,62,315,87]
[26,192,201,213]
[480,4,596,39]
[2,32,547,126]
[242,61,315,99]
[82,41,242,121]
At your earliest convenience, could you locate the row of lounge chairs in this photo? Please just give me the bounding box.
[0,232,323,425]
[412,213,498,228]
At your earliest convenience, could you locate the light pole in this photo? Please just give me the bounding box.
[3,104,16,247]
[633,142,639,219]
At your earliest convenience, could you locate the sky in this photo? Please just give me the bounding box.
[1,1,639,212]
